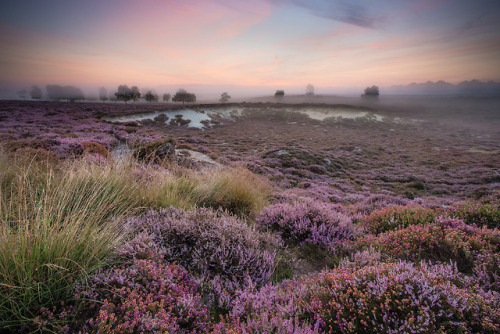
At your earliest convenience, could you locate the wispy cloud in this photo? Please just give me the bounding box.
[268,0,386,29]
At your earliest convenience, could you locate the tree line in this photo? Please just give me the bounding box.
[18,83,385,102]
[18,85,203,104]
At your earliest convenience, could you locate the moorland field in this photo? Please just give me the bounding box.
[0,96,499,333]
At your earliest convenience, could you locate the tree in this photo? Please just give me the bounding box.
[172,89,196,104]
[115,85,140,103]
[115,85,131,103]
[363,85,380,97]
[220,92,231,103]
[275,90,285,98]
[163,93,171,102]
[145,91,158,103]
[99,87,108,101]
[30,85,42,99]
[130,86,141,103]
[305,84,314,96]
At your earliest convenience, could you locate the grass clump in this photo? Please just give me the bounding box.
[0,151,138,330]
[197,167,271,219]
[138,166,271,219]
[140,172,200,210]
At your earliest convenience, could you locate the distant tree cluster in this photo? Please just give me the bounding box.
[220,92,231,103]
[163,93,171,102]
[46,85,85,101]
[275,90,285,97]
[172,89,196,104]
[363,85,380,97]
[115,85,141,103]
[145,91,159,103]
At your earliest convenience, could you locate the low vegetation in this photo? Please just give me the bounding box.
[0,150,136,329]
[0,100,499,332]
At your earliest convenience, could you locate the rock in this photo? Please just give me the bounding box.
[133,138,176,164]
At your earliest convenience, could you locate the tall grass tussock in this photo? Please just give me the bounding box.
[0,149,271,330]
[0,150,138,329]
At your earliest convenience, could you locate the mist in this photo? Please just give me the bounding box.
[3,79,500,102]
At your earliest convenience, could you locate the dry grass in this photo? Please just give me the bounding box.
[0,150,137,329]
[0,149,271,329]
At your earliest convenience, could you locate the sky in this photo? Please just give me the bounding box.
[1,0,500,97]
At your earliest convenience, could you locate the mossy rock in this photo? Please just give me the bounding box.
[133,138,176,164]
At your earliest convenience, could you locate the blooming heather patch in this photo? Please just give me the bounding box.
[0,101,165,159]
[256,201,357,252]
[356,217,500,279]
[123,207,280,286]
[303,261,500,333]
[69,260,210,333]
[360,205,437,234]
[350,194,410,215]
[444,201,500,229]
[226,261,500,333]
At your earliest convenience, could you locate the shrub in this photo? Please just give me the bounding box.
[226,277,320,334]
[361,205,437,234]
[303,261,499,333]
[228,261,500,333]
[123,207,280,286]
[38,260,211,333]
[257,201,357,252]
[82,141,110,158]
[444,201,500,228]
[356,217,500,276]
[351,194,410,215]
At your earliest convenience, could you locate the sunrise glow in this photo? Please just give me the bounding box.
[1,0,500,94]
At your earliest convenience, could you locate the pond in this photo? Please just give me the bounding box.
[295,108,383,121]
[104,106,383,129]
[104,107,244,129]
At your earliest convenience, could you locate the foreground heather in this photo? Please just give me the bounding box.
[40,258,500,333]
[224,261,500,333]
[1,100,499,332]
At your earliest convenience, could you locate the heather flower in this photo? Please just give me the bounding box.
[443,201,500,228]
[360,205,437,234]
[77,259,211,333]
[356,217,500,280]
[257,200,357,252]
[124,207,280,286]
[302,261,500,333]
[226,261,500,333]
